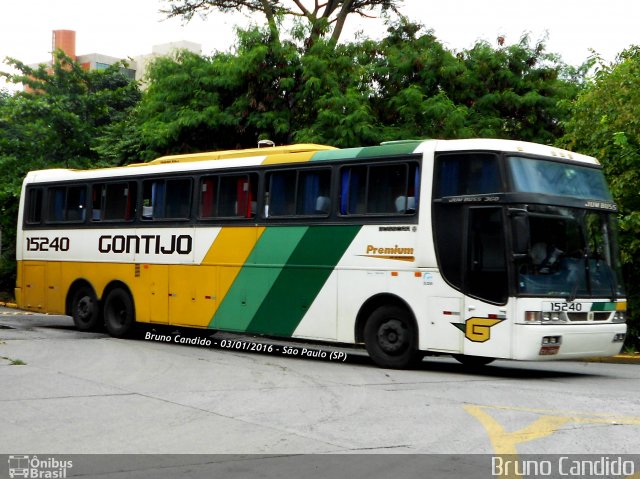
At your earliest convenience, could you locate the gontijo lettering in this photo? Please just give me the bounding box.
[98,234,193,255]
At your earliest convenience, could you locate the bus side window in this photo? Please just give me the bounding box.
[200,177,217,218]
[367,164,407,214]
[296,169,331,216]
[267,171,296,217]
[435,153,501,197]
[66,186,86,221]
[48,187,66,222]
[340,163,417,216]
[94,182,137,221]
[25,188,43,224]
[47,186,86,223]
[340,166,366,215]
[142,179,191,220]
[165,179,191,219]
[91,184,104,221]
[218,174,256,218]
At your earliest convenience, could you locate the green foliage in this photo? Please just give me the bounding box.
[452,35,579,143]
[560,47,640,348]
[135,30,301,154]
[131,20,577,156]
[0,52,141,291]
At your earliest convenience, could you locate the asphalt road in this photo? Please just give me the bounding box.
[1,307,640,477]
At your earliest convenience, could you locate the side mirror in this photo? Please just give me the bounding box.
[510,209,530,255]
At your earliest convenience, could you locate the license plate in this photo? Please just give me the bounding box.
[543,302,586,313]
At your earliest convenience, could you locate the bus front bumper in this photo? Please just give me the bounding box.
[512,323,627,361]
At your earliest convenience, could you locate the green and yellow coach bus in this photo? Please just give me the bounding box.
[15,139,627,368]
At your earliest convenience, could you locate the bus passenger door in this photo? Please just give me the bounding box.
[461,207,511,359]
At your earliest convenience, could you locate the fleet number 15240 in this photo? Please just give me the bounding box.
[546,302,584,312]
[26,236,70,252]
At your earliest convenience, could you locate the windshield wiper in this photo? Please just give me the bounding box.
[567,281,579,302]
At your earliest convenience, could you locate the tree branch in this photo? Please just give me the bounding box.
[292,0,311,17]
[260,0,280,41]
[329,0,353,45]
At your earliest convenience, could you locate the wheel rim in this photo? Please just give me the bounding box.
[76,296,93,322]
[377,319,408,355]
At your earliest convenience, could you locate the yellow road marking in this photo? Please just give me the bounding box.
[465,404,640,479]
[465,405,571,455]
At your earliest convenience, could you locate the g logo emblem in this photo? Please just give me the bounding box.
[453,317,504,343]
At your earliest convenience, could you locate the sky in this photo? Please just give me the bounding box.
[1,0,640,91]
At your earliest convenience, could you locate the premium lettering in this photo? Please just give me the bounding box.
[366,244,414,255]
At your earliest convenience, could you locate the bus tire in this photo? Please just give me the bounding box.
[71,285,101,331]
[364,305,421,369]
[452,354,495,367]
[103,288,136,338]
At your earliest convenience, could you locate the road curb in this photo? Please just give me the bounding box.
[585,354,640,364]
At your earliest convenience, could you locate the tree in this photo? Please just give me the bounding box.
[130,20,580,156]
[364,20,472,140]
[132,28,301,155]
[0,52,141,292]
[561,47,640,348]
[160,0,402,48]
[448,35,580,143]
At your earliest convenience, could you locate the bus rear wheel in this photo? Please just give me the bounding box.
[364,305,421,369]
[103,288,135,338]
[71,286,101,331]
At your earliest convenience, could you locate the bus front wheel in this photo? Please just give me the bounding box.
[103,288,135,338]
[364,305,421,369]
[71,286,101,331]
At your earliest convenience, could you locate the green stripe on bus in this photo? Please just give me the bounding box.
[246,225,361,337]
[355,141,423,158]
[590,302,616,312]
[310,148,363,162]
[309,141,422,162]
[209,227,308,331]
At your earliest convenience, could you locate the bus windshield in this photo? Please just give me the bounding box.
[507,156,612,201]
[516,206,625,299]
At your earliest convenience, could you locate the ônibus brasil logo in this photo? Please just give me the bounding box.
[8,455,73,478]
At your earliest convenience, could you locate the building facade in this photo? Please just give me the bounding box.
[32,30,201,87]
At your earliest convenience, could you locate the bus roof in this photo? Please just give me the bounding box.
[430,138,599,166]
[143,143,337,165]
[23,139,599,184]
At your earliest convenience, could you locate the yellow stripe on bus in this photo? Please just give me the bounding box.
[260,151,318,165]
[183,226,266,328]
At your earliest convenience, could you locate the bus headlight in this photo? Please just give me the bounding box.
[543,312,564,322]
[525,311,566,323]
[525,311,542,322]
[612,311,626,323]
